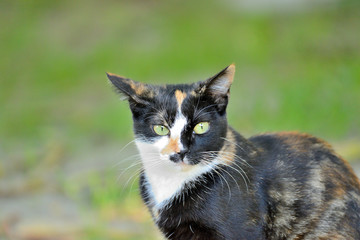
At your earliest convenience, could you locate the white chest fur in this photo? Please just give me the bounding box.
[136,140,213,208]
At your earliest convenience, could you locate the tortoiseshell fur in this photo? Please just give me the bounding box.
[107,65,360,240]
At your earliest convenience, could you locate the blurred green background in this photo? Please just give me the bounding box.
[1,0,360,239]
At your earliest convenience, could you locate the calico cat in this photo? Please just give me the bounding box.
[107,64,360,240]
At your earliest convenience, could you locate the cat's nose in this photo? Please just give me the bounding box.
[169,151,186,163]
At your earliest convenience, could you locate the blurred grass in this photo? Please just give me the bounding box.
[1,0,360,146]
[1,0,360,239]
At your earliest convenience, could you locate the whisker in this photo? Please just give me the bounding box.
[220,161,249,193]
[193,104,218,121]
[111,153,143,168]
[198,151,250,193]
[116,160,143,182]
[227,161,251,185]
[200,160,232,202]
[193,110,219,121]
[214,163,242,193]
[202,149,252,168]
[121,159,163,190]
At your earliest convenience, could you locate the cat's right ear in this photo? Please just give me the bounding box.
[195,64,235,113]
[106,72,150,105]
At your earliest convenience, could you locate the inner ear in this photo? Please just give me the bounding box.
[195,64,235,113]
[202,64,235,97]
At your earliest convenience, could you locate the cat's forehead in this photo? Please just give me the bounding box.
[149,84,218,126]
[138,84,203,123]
[148,83,200,105]
[127,81,196,99]
[161,83,198,95]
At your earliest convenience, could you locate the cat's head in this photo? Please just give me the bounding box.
[107,64,235,171]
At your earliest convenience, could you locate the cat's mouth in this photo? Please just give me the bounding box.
[160,152,194,167]
[166,153,213,171]
[168,152,202,166]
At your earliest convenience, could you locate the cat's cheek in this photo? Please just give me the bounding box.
[135,137,167,156]
[150,136,176,162]
[152,136,169,150]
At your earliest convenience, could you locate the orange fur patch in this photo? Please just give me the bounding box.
[175,90,187,108]
[225,64,236,83]
[161,137,180,155]
[107,72,126,78]
[129,81,146,95]
[275,131,333,153]
[218,129,237,165]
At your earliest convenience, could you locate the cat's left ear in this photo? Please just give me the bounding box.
[106,72,151,105]
[196,64,235,112]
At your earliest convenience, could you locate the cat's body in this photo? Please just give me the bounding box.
[107,64,360,240]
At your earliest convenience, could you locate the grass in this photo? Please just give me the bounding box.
[1,1,360,146]
[1,0,360,239]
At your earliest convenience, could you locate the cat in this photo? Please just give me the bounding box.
[107,64,360,240]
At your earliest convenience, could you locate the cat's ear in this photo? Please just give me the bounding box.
[201,64,235,96]
[106,72,151,105]
[196,64,235,112]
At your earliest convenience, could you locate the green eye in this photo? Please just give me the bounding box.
[193,122,210,135]
[153,125,170,136]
